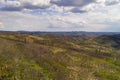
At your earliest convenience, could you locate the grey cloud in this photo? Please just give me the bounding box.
[0,0,120,13]
[105,0,120,6]
[51,0,120,13]
[0,0,51,11]
[0,6,22,11]
[70,8,88,13]
[22,3,50,10]
[50,0,96,7]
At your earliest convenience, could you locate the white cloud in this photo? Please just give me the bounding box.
[0,22,4,28]
[0,11,111,31]
[0,11,86,31]
[0,0,120,32]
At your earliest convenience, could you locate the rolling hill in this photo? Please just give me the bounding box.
[0,32,119,80]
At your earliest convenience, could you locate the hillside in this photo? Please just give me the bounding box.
[96,34,120,49]
[0,32,119,80]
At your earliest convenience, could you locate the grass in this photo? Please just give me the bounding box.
[0,32,119,80]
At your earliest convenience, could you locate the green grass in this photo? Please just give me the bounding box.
[0,32,119,80]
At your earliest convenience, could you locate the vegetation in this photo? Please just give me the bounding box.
[0,32,119,80]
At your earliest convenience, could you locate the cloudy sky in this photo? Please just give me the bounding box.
[0,0,120,32]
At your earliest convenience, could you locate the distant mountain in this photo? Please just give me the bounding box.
[1,31,120,36]
[17,31,120,36]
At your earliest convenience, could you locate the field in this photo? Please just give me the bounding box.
[0,32,120,80]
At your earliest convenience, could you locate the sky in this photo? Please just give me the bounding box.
[0,0,120,32]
